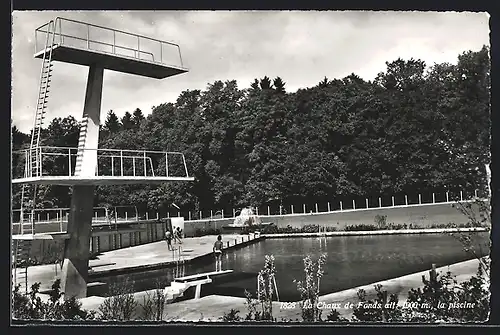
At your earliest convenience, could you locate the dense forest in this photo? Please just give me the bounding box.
[11,46,490,216]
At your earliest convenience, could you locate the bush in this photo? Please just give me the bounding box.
[294,254,327,322]
[352,284,402,322]
[240,255,277,321]
[325,309,349,322]
[12,279,95,320]
[374,215,387,229]
[98,279,137,321]
[139,280,168,321]
[350,265,490,323]
[221,309,241,322]
[344,224,377,231]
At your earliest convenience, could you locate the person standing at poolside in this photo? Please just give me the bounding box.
[165,230,172,251]
[174,227,183,244]
[213,235,223,272]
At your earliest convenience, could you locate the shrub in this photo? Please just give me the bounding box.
[240,255,277,321]
[294,254,327,322]
[352,284,402,322]
[12,279,95,320]
[139,280,168,321]
[344,224,377,231]
[374,215,387,229]
[325,309,349,322]
[221,309,241,322]
[98,279,137,321]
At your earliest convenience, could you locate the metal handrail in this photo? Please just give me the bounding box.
[55,17,181,49]
[35,17,185,67]
[13,146,191,179]
[13,146,186,156]
[36,31,156,62]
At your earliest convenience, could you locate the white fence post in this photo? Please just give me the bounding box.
[432,193,435,203]
[460,191,463,201]
[315,203,319,213]
[405,195,408,206]
[267,206,270,216]
[365,198,368,208]
[303,204,306,214]
[392,196,395,207]
[352,200,355,210]
[291,205,294,214]
[327,202,331,212]
[340,201,343,211]
[379,197,382,207]
[446,192,449,202]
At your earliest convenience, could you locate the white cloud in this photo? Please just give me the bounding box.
[11,10,490,133]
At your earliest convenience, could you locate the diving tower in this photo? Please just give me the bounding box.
[12,17,193,299]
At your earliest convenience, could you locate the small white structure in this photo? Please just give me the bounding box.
[171,217,185,237]
[232,207,262,227]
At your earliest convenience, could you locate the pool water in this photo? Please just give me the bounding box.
[96,232,490,301]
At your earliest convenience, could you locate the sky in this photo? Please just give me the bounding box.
[11,10,490,134]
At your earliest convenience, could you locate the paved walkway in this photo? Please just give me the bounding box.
[13,234,256,291]
[155,257,486,322]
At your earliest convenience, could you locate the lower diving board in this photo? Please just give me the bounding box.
[166,269,234,300]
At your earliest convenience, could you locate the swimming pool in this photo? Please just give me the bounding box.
[96,232,490,301]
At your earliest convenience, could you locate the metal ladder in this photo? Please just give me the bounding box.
[12,240,31,294]
[29,20,57,178]
[13,21,57,294]
[13,186,36,293]
[73,117,89,176]
[172,245,185,278]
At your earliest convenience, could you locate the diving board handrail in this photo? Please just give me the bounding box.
[35,17,185,68]
[12,146,191,180]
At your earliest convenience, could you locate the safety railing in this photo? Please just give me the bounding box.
[34,17,185,69]
[12,146,191,180]
[11,206,162,233]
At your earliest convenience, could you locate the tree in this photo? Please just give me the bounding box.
[273,77,286,94]
[132,108,145,128]
[103,110,121,134]
[121,112,135,130]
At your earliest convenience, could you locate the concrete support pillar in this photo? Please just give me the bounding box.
[61,65,104,299]
[60,185,95,299]
[76,65,104,177]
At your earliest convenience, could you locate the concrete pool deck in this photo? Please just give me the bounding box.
[13,234,258,292]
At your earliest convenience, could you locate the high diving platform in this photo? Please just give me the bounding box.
[12,16,195,299]
[34,17,188,79]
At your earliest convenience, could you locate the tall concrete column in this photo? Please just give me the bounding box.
[60,185,95,299]
[61,65,104,299]
[76,65,104,177]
